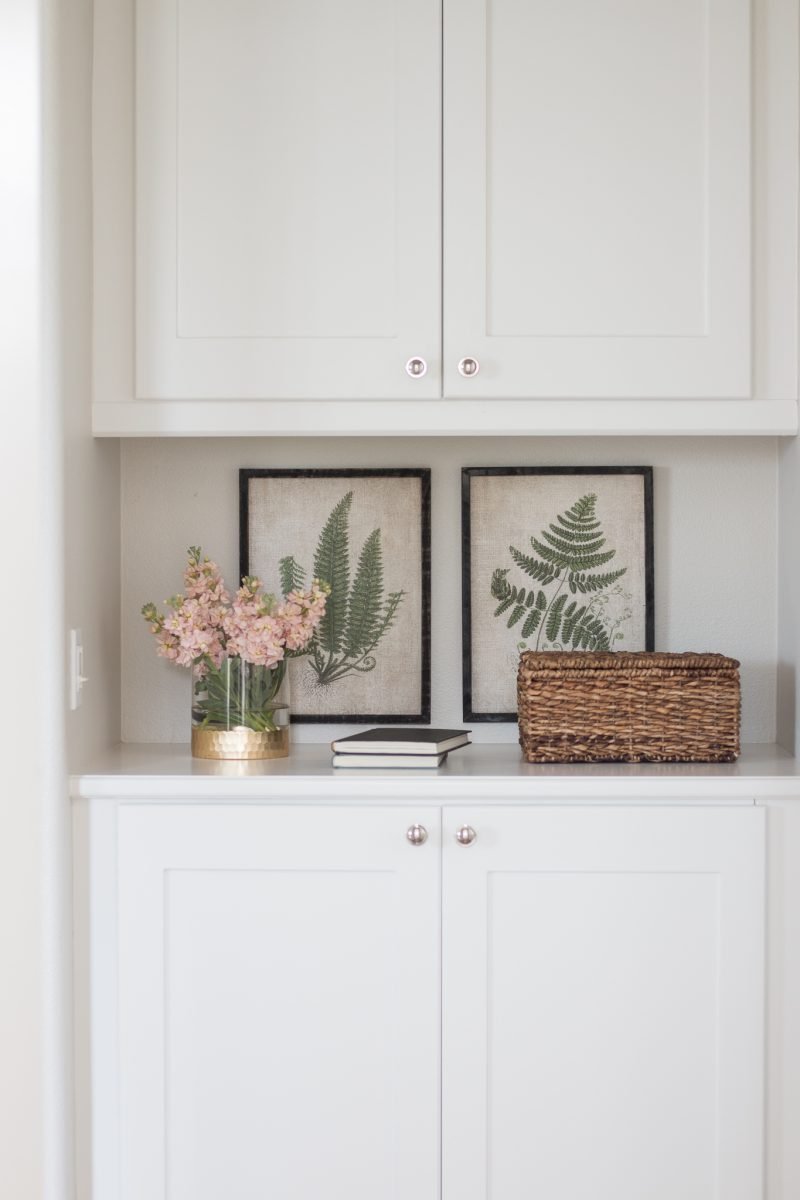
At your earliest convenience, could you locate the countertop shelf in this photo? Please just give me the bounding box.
[70,742,800,802]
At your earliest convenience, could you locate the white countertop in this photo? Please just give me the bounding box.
[69,742,800,802]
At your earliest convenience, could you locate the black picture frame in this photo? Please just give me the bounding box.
[240,467,431,724]
[461,466,655,722]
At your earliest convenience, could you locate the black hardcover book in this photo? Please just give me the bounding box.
[331,728,471,755]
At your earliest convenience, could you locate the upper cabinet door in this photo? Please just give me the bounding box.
[443,0,787,405]
[135,0,441,401]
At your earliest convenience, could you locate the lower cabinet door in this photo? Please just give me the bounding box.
[442,805,765,1200]
[115,805,441,1200]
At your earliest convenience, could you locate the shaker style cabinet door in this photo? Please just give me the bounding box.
[135,0,441,400]
[114,805,441,1200]
[443,0,753,400]
[442,806,765,1200]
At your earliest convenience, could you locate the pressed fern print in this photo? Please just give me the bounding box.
[280,491,405,687]
[490,493,629,651]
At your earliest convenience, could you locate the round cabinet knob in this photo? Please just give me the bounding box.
[405,357,428,378]
[406,823,428,846]
[455,825,477,846]
[457,357,480,378]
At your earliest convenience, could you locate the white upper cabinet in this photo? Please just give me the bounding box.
[445,0,750,400]
[93,0,798,434]
[134,0,441,402]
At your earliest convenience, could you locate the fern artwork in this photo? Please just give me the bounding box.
[464,468,653,719]
[279,492,406,688]
[240,469,431,722]
[491,493,627,652]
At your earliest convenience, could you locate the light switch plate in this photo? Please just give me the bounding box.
[69,629,88,710]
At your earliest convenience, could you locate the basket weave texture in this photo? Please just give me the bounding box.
[517,651,741,764]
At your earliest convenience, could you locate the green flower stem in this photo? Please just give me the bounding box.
[193,657,287,733]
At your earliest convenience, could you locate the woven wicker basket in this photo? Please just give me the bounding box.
[517,651,741,763]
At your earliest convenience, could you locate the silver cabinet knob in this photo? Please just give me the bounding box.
[405,357,428,378]
[455,825,477,846]
[457,357,480,378]
[406,823,428,846]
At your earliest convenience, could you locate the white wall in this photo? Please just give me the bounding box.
[122,436,778,744]
[0,3,119,1199]
[53,3,120,1199]
[59,0,120,774]
[778,435,800,752]
[1,3,56,1198]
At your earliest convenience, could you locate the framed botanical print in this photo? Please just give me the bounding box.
[240,468,431,723]
[462,466,654,721]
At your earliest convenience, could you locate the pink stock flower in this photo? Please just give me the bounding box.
[141,550,328,671]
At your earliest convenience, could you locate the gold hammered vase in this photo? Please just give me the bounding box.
[191,657,291,760]
[191,724,290,760]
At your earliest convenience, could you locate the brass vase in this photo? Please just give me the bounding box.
[191,657,290,760]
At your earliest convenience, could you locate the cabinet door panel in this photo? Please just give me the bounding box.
[137,0,440,399]
[117,805,440,1200]
[444,0,751,399]
[442,806,764,1200]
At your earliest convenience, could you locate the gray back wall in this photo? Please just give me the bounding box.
[122,436,777,744]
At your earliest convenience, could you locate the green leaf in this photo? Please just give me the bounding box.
[491,568,512,600]
[344,529,383,657]
[540,529,607,557]
[562,604,586,642]
[557,513,602,533]
[568,567,627,593]
[490,572,545,616]
[370,590,404,653]
[279,555,306,596]
[566,494,599,522]
[543,598,611,650]
[532,537,617,571]
[509,545,558,585]
[548,522,604,544]
[521,607,543,639]
[570,613,610,650]
[546,594,568,642]
[507,604,526,628]
[579,615,609,649]
[313,492,353,654]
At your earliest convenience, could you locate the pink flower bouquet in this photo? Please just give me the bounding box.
[142,547,328,736]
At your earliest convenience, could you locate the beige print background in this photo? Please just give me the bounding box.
[248,475,423,717]
[470,473,647,714]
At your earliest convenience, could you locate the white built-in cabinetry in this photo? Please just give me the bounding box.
[134,0,441,406]
[446,0,750,403]
[442,804,764,1200]
[80,0,800,1194]
[92,0,799,435]
[75,753,775,1200]
[111,804,440,1200]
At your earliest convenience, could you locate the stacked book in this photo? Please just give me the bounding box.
[331,728,471,768]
